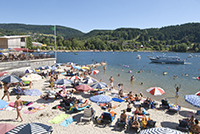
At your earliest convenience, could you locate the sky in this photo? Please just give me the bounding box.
[0,0,200,33]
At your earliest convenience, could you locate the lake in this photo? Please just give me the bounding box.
[57,51,200,110]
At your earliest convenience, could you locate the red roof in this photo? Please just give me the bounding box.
[13,48,34,52]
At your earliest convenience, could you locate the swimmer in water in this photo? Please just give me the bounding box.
[122,68,124,71]
[118,74,120,77]
[130,75,135,81]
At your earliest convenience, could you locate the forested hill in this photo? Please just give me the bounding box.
[0,23,84,39]
[1,22,200,43]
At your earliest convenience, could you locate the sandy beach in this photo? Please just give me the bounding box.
[0,65,198,134]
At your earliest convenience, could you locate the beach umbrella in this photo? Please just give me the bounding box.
[81,66,90,70]
[51,66,57,70]
[37,66,45,70]
[185,95,200,108]
[90,70,99,75]
[55,69,64,73]
[11,71,25,77]
[84,78,96,84]
[22,74,42,81]
[69,76,80,81]
[140,127,183,134]
[44,66,52,69]
[0,52,4,55]
[75,84,93,92]
[0,123,16,134]
[146,87,165,96]
[0,100,8,111]
[5,122,52,134]
[0,71,7,77]
[24,69,34,74]
[195,91,200,96]
[53,79,73,85]
[90,82,107,89]
[90,95,112,103]
[0,75,22,83]
[72,66,81,70]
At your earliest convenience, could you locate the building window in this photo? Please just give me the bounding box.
[21,37,25,42]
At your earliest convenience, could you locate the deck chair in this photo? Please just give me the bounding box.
[80,108,95,122]
[12,86,25,95]
[101,112,115,124]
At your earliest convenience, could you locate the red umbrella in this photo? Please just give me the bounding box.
[0,72,7,77]
[0,123,16,134]
[195,91,200,96]
[69,76,80,81]
[146,87,165,96]
[75,84,93,92]
[90,70,99,75]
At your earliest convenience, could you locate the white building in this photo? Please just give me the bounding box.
[0,35,30,49]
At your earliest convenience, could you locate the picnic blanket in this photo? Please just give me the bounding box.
[60,117,75,127]
[23,104,48,114]
[112,98,125,103]
[24,89,42,96]
[48,114,69,124]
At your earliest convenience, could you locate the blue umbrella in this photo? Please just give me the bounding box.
[44,66,52,69]
[53,79,73,85]
[90,95,112,103]
[185,95,200,108]
[84,78,96,84]
[140,127,183,134]
[51,66,57,70]
[37,66,45,70]
[0,52,4,55]
[25,69,34,74]
[0,75,22,83]
[72,66,81,70]
[0,100,8,111]
[6,122,52,134]
[90,82,107,89]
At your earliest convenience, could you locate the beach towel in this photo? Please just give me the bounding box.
[24,89,42,96]
[48,114,69,124]
[112,98,125,103]
[60,117,75,127]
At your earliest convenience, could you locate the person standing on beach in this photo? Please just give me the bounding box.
[175,84,181,97]
[109,76,114,91]
[1,82,10,101]
[14,95,23,122]
[49,76,55,90]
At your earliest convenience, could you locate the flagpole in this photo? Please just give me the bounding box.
[54,25,57,60]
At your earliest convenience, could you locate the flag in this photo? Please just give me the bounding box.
[50,26,55,31]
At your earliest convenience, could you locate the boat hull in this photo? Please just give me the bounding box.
[150,58,184,64]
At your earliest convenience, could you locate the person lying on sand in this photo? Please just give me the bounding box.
[73,100,90,109]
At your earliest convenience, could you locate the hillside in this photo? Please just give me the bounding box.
[0,23,84,39]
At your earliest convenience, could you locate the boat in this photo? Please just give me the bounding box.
[136,55,141,59]
[149,55,185,64]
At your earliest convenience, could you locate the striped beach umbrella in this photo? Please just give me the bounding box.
[6,122,52,134]
[90,82,107,89]
[69,76,80,81]
[195,91,200,96]
[53,79,73,85]
[146,87,165,96]
[90,70,99,75]
[84,78,96,84]
[90,95,112,103]
[0,75,22,83]
[185,95,200,108]
[140,127,183,134]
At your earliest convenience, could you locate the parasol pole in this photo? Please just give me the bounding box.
[54,25,57,61]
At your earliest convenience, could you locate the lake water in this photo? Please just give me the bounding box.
[57,51,200,110]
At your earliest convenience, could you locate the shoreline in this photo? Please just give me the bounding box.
[0,63,198,134]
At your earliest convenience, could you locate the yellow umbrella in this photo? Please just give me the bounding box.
[81,66,90,70]
[55,69,64,72]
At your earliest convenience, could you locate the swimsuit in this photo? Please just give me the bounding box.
[17,106,22,110]
[4,90,9,94]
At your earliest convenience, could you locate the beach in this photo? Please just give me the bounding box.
[0,65,198,134]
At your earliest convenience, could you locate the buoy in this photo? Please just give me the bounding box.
[167,67,169,69]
